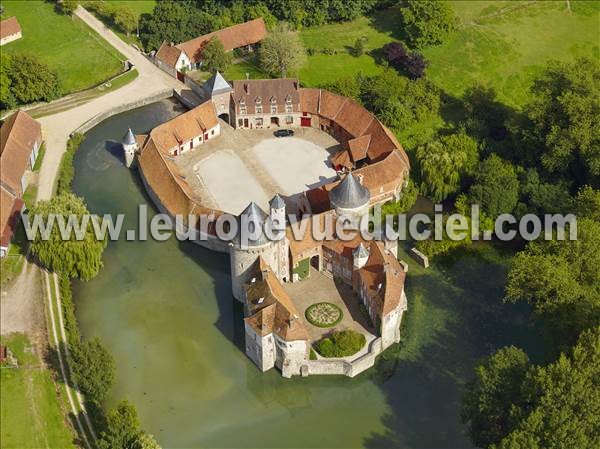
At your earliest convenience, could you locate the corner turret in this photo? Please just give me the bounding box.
[122,128,138,168]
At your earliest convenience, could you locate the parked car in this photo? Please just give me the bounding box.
[274,129,294,137]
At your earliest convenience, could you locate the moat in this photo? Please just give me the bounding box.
[72,100,547,448]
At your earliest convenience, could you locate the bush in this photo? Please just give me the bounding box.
[56,133,85,195]
[314,330,366,357]
[71,337,115,403]
[2,53,62,106]
[399,0,457,49]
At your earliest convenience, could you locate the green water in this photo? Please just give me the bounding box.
[72,100,547,449]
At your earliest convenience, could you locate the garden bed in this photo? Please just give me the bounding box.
[305,302,343,328]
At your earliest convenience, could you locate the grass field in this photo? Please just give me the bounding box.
[425,1,600,108]
[106,0,156,16]
[0,334,76,448]
[0,0,125,94]
[225,1,598,110]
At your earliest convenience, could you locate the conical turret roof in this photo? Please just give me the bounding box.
[235,202,270,247]
[270,194,285,209]
[330,172,370,209]
[353,242,369,258]
[203,71,233,96]
[122,128,136,146]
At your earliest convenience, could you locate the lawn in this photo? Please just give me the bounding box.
[224,1,598,108]
[425,1,600,108]
[0,223,28,287]
[0,0,125,94]
[105,0,156,17]
[0,334,76,448]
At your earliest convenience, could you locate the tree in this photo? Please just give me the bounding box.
[97,401,141,449]
[259,22,306,77]
[519,169,573,215]
[200,37,232,73]
[462,328,600,449]
[383,42,427,78]
[132,433,162,449]
[468,155,519,217]
[28,192,108,280]
[139,1,217,51]
[399,0,457,49]
[112,6,137,36]
[416,132,478,202]
[462,347,531,448]
[6,54,61,104]
[403,52,427,79]
[71,337,115,403]
[526,57,600,184]
[574,185,600,221]
[505,218,600,345]
[245,2,277,30]
[382,41,408,64]
[0,54,16,110]
[351,37,365,57]
[57,0,77,15]
[322,76,362,101]
[497,327,600,449]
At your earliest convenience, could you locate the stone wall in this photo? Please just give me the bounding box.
[74,89,174,134]
[138,167,230,254]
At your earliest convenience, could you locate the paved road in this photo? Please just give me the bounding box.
[36,6,182,201]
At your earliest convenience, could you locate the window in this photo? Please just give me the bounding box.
[285,104,292,113]
[240,106,247,115]
[270,104,277,114]
[256,105,262,114]
[238,119,244,127]
[256,118,263,126]
[286,116,293,124]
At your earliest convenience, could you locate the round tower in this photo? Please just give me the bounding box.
[229,202,273,302]
[330,171,371,227]
[122,128,138,168]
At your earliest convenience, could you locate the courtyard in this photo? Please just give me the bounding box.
[175,122,340,214]
[283,267,376,343]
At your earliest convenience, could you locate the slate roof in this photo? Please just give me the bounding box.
[329,172,370,209]
[122,128,136,145]
[235,202,270,247]
[270,194,285,209]
[232,78,300,113]
[203,71,233,96]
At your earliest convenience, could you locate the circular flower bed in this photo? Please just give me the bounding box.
[305,302,343,328]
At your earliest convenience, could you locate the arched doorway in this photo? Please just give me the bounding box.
[218,113,230,125]
[310,255,320,271]
[270,117,280,126]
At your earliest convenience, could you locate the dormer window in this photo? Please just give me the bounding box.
[270,97,277,114]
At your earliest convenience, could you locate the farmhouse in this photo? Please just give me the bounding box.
[231,78,301,129]
[126,77,411,377]
[155,18,267,79]
[0,110,42,257]
[0,16,22,46]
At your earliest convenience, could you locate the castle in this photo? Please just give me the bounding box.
[122,72,410,377]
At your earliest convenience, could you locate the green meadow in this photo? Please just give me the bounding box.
[0,334,76,448]
[226,1,599,110]
[0,0,124,94]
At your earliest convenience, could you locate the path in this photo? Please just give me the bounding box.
[0,261,43,340]
[36,5,182,202]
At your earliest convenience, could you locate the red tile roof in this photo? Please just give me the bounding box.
[0,110,42,196]
[150,100,218,153]
[0,17,21,40]
[0,187,23,249]
[177,18,267,64]
[155,42,183,68]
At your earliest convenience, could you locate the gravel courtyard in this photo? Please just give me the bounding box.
[176,122,340,214]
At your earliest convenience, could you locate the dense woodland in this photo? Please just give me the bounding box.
[13,1,599,448]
